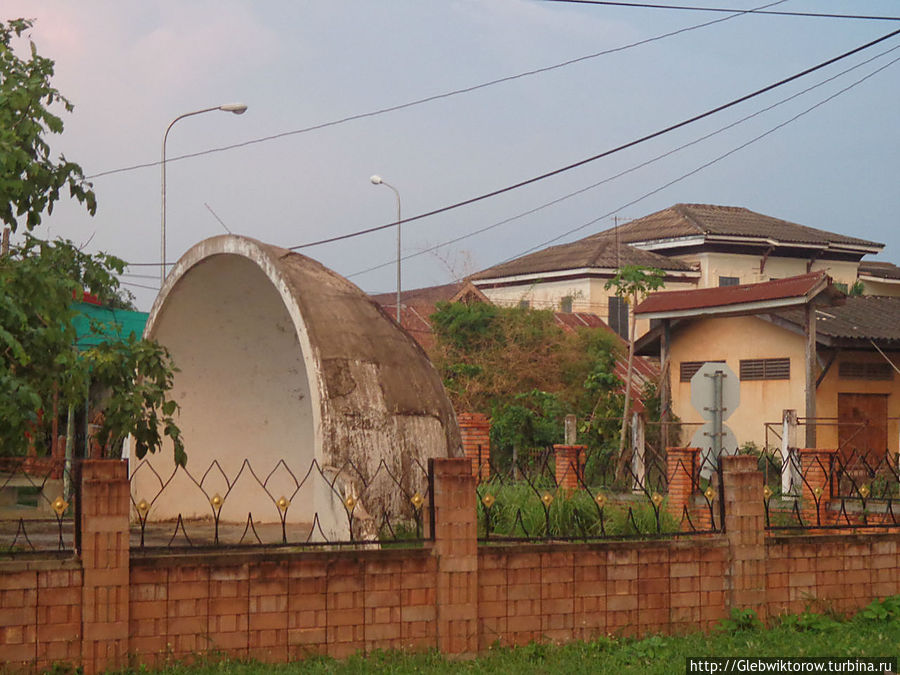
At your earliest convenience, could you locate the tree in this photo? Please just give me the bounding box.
[0,19,96,232]
[0,19,184,465]
[604,265,665,477]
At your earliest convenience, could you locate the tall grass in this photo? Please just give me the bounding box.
[476,480,679,539]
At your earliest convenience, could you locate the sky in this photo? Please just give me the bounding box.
[4,1,900,311]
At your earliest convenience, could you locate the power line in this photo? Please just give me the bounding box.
[347,42,900,280]
[85,0,785,181]
[289,25,900,252]
[120,280,160,292]
[540,0,900,22]
[498,51,900,265]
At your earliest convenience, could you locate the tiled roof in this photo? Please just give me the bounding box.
[635,271,831,316]
[469,234,693,281]
[859,261,900,281]
[591,203,882,250]
[781,296,900,343]
[553,312,658,413]
[370,282,466,350]
[370,282,464,308]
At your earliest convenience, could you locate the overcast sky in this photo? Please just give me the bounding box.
[5,1,900,310]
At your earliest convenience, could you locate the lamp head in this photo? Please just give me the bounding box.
[219,103,248,115]
[370,175,383,185]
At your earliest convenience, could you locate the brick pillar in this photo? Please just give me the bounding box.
[554,445,586,492]
[721,454,766,621]
[799,448,836,526]
[457,412,491,480]
[666,447,698,523]
[429,457,478,656]
[79,460,130,675]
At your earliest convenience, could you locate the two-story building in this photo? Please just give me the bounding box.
[470,203,885,339]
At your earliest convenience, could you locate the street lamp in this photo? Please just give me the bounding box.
[370,175,402,323]
[160,103,248,285]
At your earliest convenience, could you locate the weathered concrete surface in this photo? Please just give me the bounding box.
[131,235,461,538]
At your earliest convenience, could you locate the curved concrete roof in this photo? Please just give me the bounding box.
[137,235,461,528]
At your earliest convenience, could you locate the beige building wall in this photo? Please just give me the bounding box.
[815,350,900,453]
[669,252,859,289]
[479,275,698,337]
[480,278,596,313]
[859,278,900,297]
[668,315,807,450]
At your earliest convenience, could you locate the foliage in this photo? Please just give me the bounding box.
[430,302,625,456]
[490,390,564,466]
[856,595,900,623]
[0,19,96,231]
[716,607,764,634]
[0,236,185,464]
[0,20,183,464]
[476,480,679,539]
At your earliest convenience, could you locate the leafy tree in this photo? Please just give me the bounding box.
[0,19,183,464]
[604,265,665,476]
[430,301,624,460]
[0,19,96,231]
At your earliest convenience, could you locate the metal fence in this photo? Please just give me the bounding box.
[0,457,75,555]
[128,456,432,551]
[759,446,900,531]
[474,443,724,543]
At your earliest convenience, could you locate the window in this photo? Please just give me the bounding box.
[608,296,628,339]
[839,362,894,381]
[718,276,740,287]
[680,360,725,382]
[518,299,530,309]
[740,358,790,381]
[560,296,573,313]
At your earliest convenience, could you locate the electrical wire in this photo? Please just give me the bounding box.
[496,51,900,266]
[289,25,900,251]
[85,1,786,181]
[346,41,900,280]
[539,0,900,22]
[120,280,160,291]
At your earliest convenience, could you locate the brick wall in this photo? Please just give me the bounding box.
[1,456,899,672]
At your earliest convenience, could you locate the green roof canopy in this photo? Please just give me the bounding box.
[72,302,148,351]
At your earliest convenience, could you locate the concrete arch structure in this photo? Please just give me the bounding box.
[130,235,461,539]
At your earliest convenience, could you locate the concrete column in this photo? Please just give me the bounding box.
[79,460,130,674]
[457,412,491,481]
[721,454,767,621]
[429,458,478,656]
[799,448,837,526]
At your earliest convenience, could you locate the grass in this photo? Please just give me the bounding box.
[86,598,900,675]
[476,480,680,539]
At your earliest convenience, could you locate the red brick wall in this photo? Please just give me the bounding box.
[767,535,900,617]
[0,560,82,671]
[1,457,900,672]
[477,540,730,646]
[128,550,438,665]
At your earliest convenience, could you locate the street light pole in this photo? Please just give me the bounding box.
[370,175,402,323]
[161,103,248,286]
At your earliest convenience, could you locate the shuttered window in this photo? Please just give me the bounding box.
[680,360,725,382]
[718,276,740,287]
[839,362,894,381]
[740,358,790,381]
